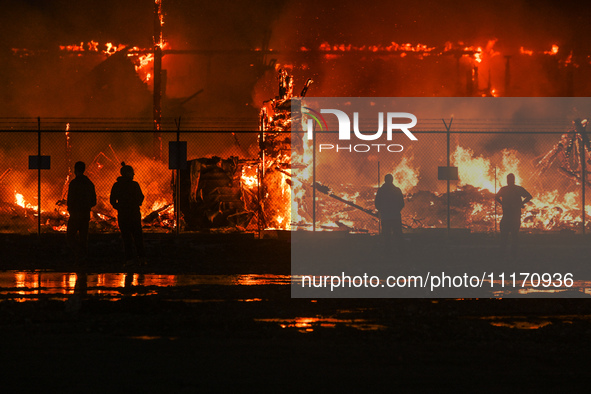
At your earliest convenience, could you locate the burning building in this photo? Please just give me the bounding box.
[2,1,591,234]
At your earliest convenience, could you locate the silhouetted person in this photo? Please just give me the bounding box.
[110,162,146,266]
[495,173,532,252]
[375,174,405,255]
[66,161,96,261]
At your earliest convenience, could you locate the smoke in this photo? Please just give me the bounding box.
[251,0,591,103]
[2,0,590,119]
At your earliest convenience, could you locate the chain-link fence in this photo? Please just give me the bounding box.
[296,127,589,235]
[0,118,263,234]
[0,118,588,235]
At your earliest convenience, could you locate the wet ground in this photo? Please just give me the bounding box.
[2,233,591,391]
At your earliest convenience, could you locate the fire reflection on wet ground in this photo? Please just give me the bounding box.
[0,271,290,301]
[471,314,591,329]
[255,317,387,332]
[1,270,590,332]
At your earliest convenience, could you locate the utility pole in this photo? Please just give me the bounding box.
[153,0,163,161]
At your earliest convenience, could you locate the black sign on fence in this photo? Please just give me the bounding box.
[438,166,458,181]
[28,155,51,170]
[168,141,187,170]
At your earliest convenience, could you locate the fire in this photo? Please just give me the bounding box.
[317,40,503,67]
[392,156,419,194]
[56,39,168,84]
[104,42,125,55]
[241,166,259,189]
[150,198,168,211]
[127,42,169,83]
[544,44,559,55]
[15,192,25,208]
[59,41,126,55]
[291,134,314,227]
[317,41,458,55]
[128,50,155,82]
[453,146,496,192]
[474,47,483,63]
[452,146,521,193]
[452,146,586,231]
[520,47,534,56]
[59,42,85,52]
[523,191,582,231]
[14,191,38,212]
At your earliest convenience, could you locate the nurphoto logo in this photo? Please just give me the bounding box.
[302,106,418,153]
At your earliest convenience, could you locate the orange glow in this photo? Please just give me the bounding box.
[319,41,436,53]
[255,317,387,332]
[127,50,157,83]
[59,41,126,55]
[52,224,67,232]
[241,166,259,189]
[453,145,587,230]
[520,46,533,56]
[489,321,552,330]
[150,198,168,212]
[14,191,38,212]
[392,156,419,194]
[474,47,483,63]
[544,44,559,55]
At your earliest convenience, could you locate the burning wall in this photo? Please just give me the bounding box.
[3,1,591,234]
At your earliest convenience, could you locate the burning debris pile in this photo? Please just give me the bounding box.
[178,157,255,231]
[259,69,387,232]
[399,137,591,232]
[534,118,591,187]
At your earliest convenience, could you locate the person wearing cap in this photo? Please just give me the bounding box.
[110,162,146,266]
[66,161,97,261]
[375,173,405,256]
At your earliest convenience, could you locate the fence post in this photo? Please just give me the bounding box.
[258,127,264,238]
[574,120,588,235]
[37,117,41,237]
[580,121,587,235]
[442,118,453,235]
[377,161,381,235]
[176,118,181,236]
[312,129,316,232]
[494,167,498,233]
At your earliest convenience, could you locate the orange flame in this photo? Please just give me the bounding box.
[544,44,559,55]
[391,157,419,194]
[520,46,534,56]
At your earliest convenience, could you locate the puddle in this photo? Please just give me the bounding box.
[482,280,591,297]
[3,271,590,302]
[255,317,387,332]
[165,298,266,303]
[0,271,290,301]
[488,321,553,330]
[474,314,591,329]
